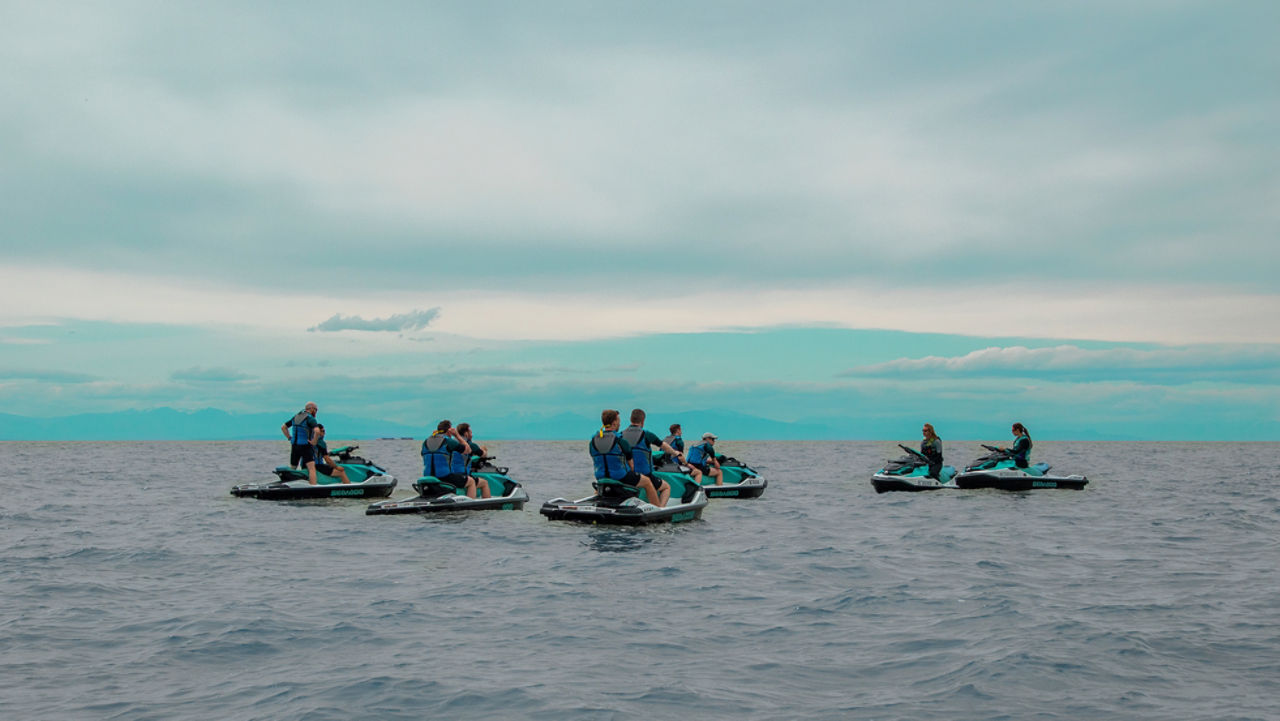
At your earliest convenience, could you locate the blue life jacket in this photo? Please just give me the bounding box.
[449,444,471,476]
[421,434,453,477]
[687,441,713,467]
[620,425,654,475]
[289,410,313,446]
[589,430,630,480]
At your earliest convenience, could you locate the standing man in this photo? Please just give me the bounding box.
[589,409,668,508]
[281,402,320,485]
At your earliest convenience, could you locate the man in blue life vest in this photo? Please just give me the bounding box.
[686,432,725,486]
[456,423,494,496]
[313,425,351,484]
[421,420,481,498]
[281,402,321,485]
[455,422,491,499]
[661,422,704,484]
[589,409,668,507]
[620,408,683,506]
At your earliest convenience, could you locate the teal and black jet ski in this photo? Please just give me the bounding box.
[953,445,1088,491]
[231,445,397,500]
[540,473,708,525]
[652,452,767,498]
[871,444,957,493]
[365,458,529,515]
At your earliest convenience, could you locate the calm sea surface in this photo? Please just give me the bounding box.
[2,440,1278,720]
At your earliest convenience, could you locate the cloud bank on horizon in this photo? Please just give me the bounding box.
[0,2,1276,439]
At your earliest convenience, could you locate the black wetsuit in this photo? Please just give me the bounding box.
[1009,435,1032,468]
[921,437,943,479]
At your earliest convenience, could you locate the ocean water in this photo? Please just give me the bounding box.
[2,440,1278,721]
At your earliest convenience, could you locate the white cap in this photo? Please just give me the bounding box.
[702,432,718,440]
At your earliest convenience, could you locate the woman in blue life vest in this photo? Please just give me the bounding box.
[920,423,943,480]
[1000,422,1033,468]
[589,409,669,507]
[686,432,725,486]
[421,420,480,498]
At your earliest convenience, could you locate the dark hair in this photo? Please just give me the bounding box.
[669,423,681,434]
[317,424,325,430]
[601,409,619,426]
[1012,422,1028,435]
[630,408,646,424]
[457,422,471,436]
[436,420,452,432]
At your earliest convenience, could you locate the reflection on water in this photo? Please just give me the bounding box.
[581,529,656,553]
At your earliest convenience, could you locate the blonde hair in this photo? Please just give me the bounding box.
[922,423,939,440]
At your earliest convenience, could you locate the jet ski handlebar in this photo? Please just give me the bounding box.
[898,444,927,461]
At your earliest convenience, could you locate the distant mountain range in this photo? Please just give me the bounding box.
[0,407,1146,441]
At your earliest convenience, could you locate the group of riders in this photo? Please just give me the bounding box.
[282,403,729,507]
[589,408,726,508]
[918,421,1034,479]
[281,402,350,486]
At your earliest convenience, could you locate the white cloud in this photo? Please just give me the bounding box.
[4,264,1277,344]
[308,308,441,333]
[845,344,1280,380]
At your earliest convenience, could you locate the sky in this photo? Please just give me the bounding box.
[1,1,1277,440]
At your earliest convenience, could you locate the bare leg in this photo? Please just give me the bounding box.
[306,461,317,485]
[476,477,491,498]
[637,477,664,508]
[657,480,671,506]
[711,467,724,485]
[689,467,703,484]
[335,466,350,483]
[463,478,477,499]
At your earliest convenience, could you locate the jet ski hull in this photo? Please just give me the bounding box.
[366,472,529,515]
[541,475,708,525]
[539,495,707,525]
[870,473,956,493]
[953,470,1088,491]
[230,476,397,500]
[231,447,397,500]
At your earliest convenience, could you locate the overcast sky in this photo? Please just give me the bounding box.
[2,2,1276,439]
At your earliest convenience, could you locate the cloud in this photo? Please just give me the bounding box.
[841,345,1280,384]
[170,366,255,382]
[0,368,97,383]
[308,308,441,333]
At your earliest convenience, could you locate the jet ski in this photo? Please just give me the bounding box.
[540,473,708,525]
[953,445,1089,491]
[651,452,767,498]
[230,445,397,500]
[365,458,529,515]
[871,444,958,493]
